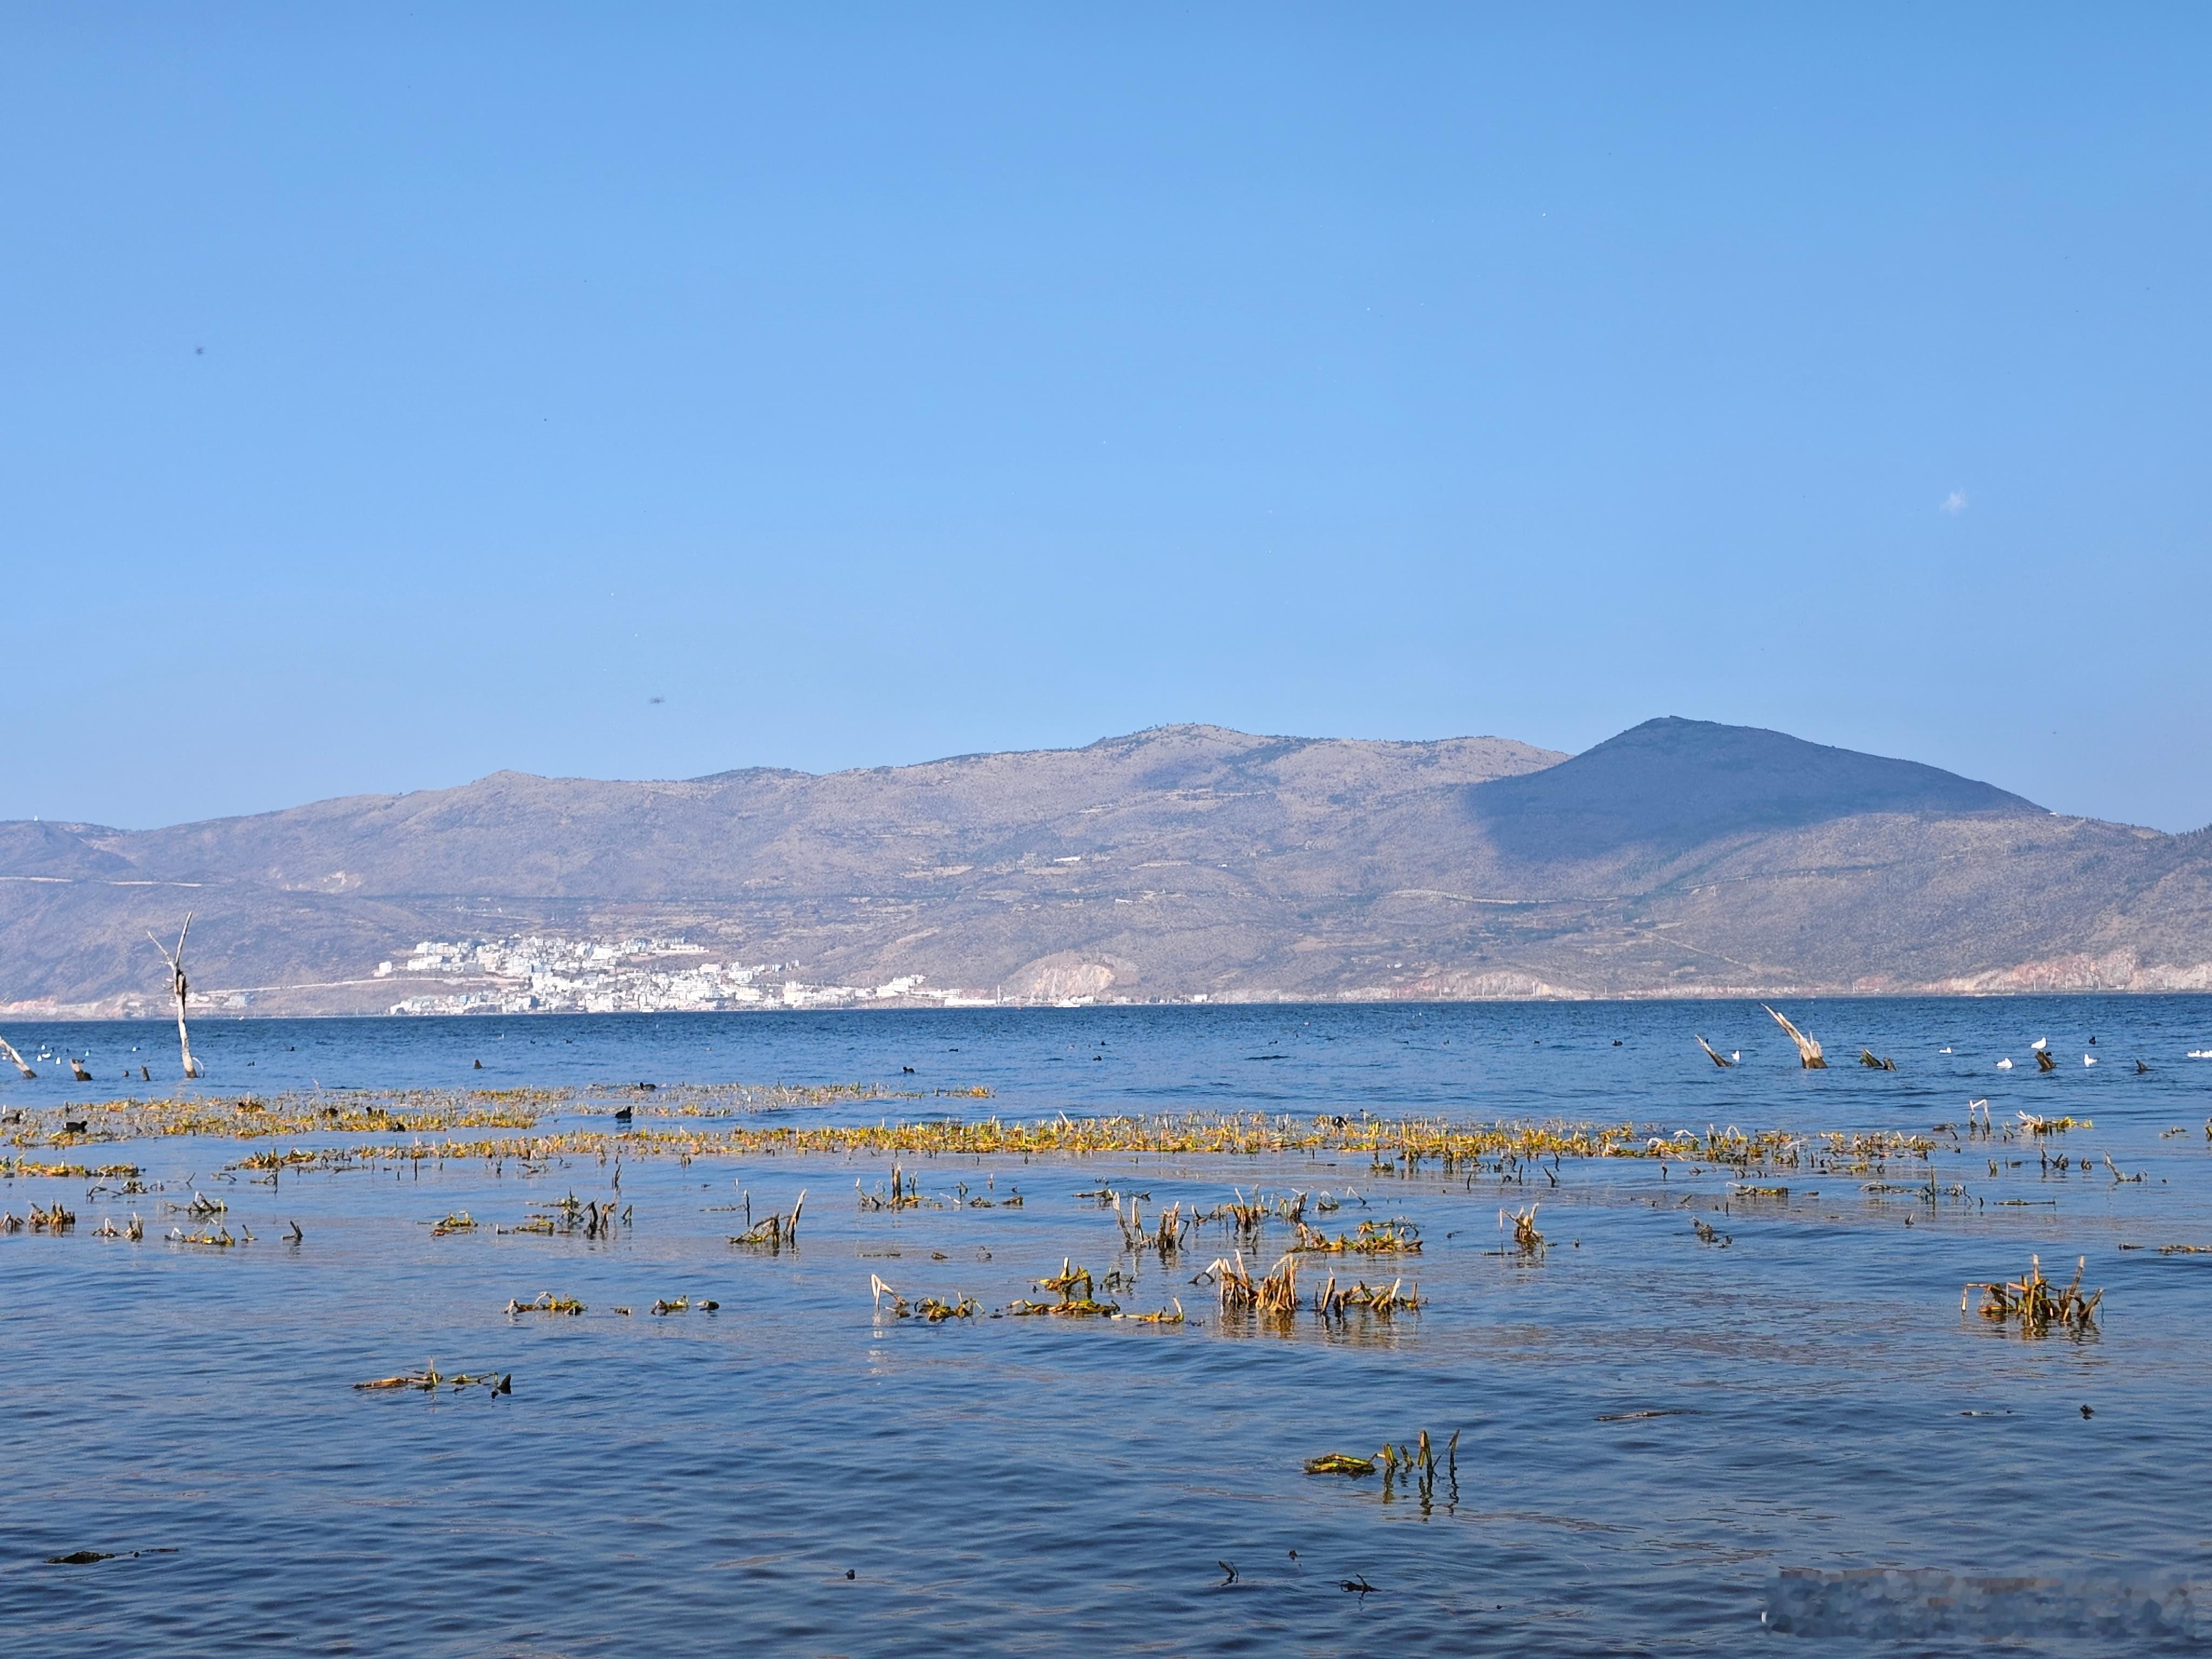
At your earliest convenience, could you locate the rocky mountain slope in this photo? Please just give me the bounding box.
[4,718,2208,1015]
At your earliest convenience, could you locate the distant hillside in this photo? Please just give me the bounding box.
[3,718,2209,1016]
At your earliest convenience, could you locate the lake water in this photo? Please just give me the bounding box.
[6,997,2212,1655]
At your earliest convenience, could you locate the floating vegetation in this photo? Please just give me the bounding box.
[167,1225,233,1246]
[79,1104,1838,1177]
[1964,1255,2103,1334]
[1,1158,140,1180]
[1308,1431,1459,1511]
[2119,1243,2212,1256]
[430,1211,478,1237]
[354,1361,511,1394]
[731,1190,805,1250]
[869,1274,976,1321]
[2018,1112,2090,1136]
[1011,1259,1121,1318]
[30,1202,77,1233]
[1734,1186,1790,1201]
[1304,1452,1377,1476]
[16,1088,559,1145]
[650,1296,718,1315]
[1502,1203,1545,1255]
[91,1215,144,1241]
[1130,1299,1185,1324]
[1690,1218,1731,1247]
[505,1292,584,1316]
[1290,1218,1421,1255]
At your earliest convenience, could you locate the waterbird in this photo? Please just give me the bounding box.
[1998,1058,2014,1070]
[2032,1036,2049,1052]
[2136,1060,2150,1074]
[2083,1055,2098,1067]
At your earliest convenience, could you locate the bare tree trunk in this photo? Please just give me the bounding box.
[0,1034,33,1078]
[149,913,204,1080]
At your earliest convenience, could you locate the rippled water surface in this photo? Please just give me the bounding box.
[6,997,2212,1655]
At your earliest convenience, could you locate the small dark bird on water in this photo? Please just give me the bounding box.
[613,1105,633,1124]
[474,1058,483,1069]
[2137,1060,2151,1074]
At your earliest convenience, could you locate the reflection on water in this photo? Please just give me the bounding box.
[4,996,2212,1655]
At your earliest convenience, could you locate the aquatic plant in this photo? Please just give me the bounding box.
[731,1191,805,1251]
[1502,1203,1545,1255]
[1964,1255,2102,1334]
[1205,1251,1300,1319]
[1312,1272,1420,1317]
[1117,1197,1190,1259]
[1304,1453,1376,1475]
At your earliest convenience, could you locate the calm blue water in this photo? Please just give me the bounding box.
[5,997,2212,1655]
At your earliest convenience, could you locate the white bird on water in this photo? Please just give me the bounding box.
[1997,1057,2014,1070]
[2031,1036,2049,1052]
[2083,1054,2098,1067]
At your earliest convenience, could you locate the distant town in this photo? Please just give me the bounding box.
[380,934,1003,1016]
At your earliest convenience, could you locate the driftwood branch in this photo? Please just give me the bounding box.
[1762,1004,1826,1069]
[1694,1034,1734,1069]
[0,1034,33,1079]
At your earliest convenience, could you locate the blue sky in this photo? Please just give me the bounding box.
[5,6,2208,831]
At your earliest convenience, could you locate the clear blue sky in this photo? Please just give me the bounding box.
[5,6,2208,831]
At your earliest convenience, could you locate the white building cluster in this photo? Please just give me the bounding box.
[380,934,961,1016]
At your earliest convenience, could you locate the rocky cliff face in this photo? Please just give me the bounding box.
[3,718,2207,1014]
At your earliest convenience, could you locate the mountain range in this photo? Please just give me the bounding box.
[4,717,2210,1016]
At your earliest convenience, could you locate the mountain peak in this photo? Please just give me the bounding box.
[1471,717,2042,864]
